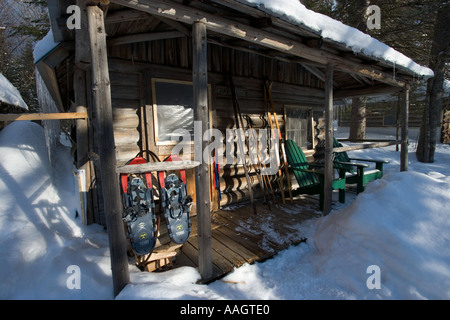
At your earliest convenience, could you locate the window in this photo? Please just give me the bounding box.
[284,106,314,149]
[152,78,195,145]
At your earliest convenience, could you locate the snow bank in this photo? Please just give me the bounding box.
[312,171,450,299]
[0,73,28,110]
[0,121,113,299]
[238,0,434,78]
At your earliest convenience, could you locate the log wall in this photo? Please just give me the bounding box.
[110,71,142,166]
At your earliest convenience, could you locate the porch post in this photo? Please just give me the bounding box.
[86,4,130,297]
[401,85,410,172]
[323,64,334,215]
[193,21,213,280]
[74,0,94,225]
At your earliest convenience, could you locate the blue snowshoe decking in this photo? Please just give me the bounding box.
[158,155,192,245]
[160,173,192,244]
[120,157,157,256]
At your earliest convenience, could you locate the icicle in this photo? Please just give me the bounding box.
[35,67,61,168]
[393,62,396,81]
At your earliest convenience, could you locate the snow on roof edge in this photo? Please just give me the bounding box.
[237,0,434,79]
[33,29,60,64]
[0,73,29,110]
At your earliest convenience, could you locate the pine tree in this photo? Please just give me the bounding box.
[1,0,50,112]
[11,0,49,42]
[302,0,449,153]
[416,2,450,162]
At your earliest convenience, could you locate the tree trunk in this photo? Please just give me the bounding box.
[345,0,369,141]
[416,3,450,163]
[349,96,367,141]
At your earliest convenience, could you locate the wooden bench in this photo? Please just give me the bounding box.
[333,138,389,193]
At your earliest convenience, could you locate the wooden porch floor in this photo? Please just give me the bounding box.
[170,197,323,281]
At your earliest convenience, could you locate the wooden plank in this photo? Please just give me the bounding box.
[216,225,265,258]
[334,84,400,99]
[108,31,184,46]
[333,140,402,153]
[212,228,260,263]
[74,71,94,225]
[190,214,222,236]
[192,21,213,281]
[116,160,200,174]
[401,86,410,172]
[75,0,94,226]
[211,231,248,267]
[242,204,304,247]
[105,9,150,24]
[217,206,283,250]
[212,211,270,257]
[173,249,197,268]
[188,235,232,276]
[87,5,130,297]
[0,112,88,121]
[323,64,334,215]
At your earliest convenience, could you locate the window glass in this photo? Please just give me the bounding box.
[285,106,312,149]
[153,79,194,144]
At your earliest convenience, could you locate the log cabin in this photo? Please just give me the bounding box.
[34,0,433,295]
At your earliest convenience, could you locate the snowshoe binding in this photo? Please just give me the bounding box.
[158,156,192,244]
[120,157,157,256]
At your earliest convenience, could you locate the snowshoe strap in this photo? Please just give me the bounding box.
[120,156,153,194]
[158,154,186,190]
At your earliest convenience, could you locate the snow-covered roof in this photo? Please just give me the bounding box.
[0,73,28,110]
[238,0,434,79]
[33,29,60,64]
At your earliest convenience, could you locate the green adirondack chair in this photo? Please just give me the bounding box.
[333,138,389,193]
[284,139,346,211]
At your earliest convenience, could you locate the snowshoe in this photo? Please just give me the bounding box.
[158,156,192,244]
[120,157,157,256]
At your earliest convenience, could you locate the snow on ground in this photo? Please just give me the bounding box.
[0,121,113,299]
[0,121,449,300]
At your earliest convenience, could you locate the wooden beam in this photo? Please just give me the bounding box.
[41,45,70,69]
[334,84,400,99]
[74,0,94,226]
[0,112,88,121]
[155,15,191,36]
[116,160,200,174]
[401,86,410,172]
[323,64,334,215]
[301,64,339,88]
[75,0,91,67]
[74,69,93,224]
[35,62,65,112]
[108,30,184,46]
[105,8,150,24]
[86,4,130,297]
[47,0,66,42]
[110,0,407,88]
[333,140,402,153]
[192,21,213,281]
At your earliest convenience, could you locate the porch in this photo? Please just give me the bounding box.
[147,197,327,280]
